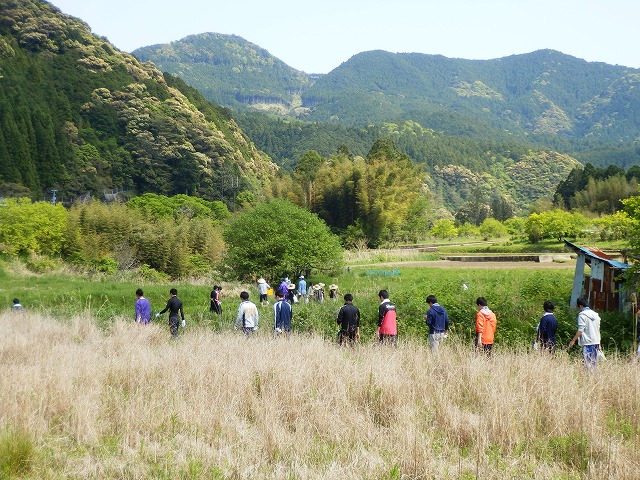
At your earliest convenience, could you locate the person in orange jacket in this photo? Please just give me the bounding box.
[475,297,497,356]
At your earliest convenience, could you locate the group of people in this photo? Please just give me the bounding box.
[12,281,610,367]
[256,275,337,306]
[135,288,185,338]
[131,283,603,366]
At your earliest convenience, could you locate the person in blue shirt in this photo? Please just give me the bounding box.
[424,294,449,352]
[273,289,293,336]
[297,275,307,302]
[134,289,151,324]
[537,300,558,351]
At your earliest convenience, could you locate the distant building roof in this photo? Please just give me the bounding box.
[564,240,631,270]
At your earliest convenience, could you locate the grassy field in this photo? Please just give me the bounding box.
[2,311,639,479]
[0,256,635,351]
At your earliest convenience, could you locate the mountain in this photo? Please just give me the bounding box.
[135,35,640,150]
[133,33,313,115]
[0,1,276,203]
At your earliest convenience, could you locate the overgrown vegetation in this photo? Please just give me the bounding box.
[2,312,639,479]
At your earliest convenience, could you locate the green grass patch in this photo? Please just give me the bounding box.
[0,427,35,478]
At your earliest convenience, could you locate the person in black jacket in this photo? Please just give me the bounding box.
[157,288,185,338]
[337,293,360,346]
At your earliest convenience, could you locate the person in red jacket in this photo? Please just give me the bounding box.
[377,290,397,346]
[475,296,497,356]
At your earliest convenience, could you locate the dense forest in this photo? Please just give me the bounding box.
[135,34,640,165]
[0,0,276,205]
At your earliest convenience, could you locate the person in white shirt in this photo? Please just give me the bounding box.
[235,291,259,337]
[568,297,602,368]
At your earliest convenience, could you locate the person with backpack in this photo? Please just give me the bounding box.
[337,293,360,346]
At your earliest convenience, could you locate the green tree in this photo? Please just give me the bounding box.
[430,219,458,240]
[0,198,67,255]
[294,150,325,209]
[478,218,507,239]
[223,199,343,279]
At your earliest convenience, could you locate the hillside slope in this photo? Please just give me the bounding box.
[0,0,276,202]
[136,35,640,146]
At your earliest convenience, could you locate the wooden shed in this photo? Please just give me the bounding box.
[565,240,631,312]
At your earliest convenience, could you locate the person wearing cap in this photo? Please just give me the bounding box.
[329,284,339,302]
[424,295,449,352]
[286,283,297,304]
[273,289,293,336]
[377,290,397,345]
[314,283,325,304]
[568,298,602,368]
[235,291,259,337]
[297,275,307,303]
[475,297,497,356]
[257,278,271,306]
[536,300,558,352]
[337,293,360,346]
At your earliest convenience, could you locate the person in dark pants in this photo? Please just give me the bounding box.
[337,293,360,346]
[377,290,397,345]
[157,288,185,338]
[210,286,222,315]
[537,300,558,352]
[273,289,293,336]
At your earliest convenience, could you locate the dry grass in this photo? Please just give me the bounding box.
[2,311,640,479]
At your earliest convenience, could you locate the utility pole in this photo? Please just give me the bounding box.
[50,189,57,206]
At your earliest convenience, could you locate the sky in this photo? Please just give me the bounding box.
[48,0,640,74]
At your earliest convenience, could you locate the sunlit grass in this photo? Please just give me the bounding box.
[2,312,639,479]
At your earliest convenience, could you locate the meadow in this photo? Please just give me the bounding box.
[2,259,639,478]
[2,311,640,479]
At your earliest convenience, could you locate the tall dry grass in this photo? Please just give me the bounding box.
[1,311,639,479]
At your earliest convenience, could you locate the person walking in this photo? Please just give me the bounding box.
[157,288,185,338]
[273,289,293,336]
[377,290,397,345]
[279,277,290,298]
[297,275,307,303]
[337,293,360,346]
[134,288,151,324]
[537,300,558,352]
[475,297,497,356]
[424,294,449,352]
[235,291,259,337]
[568,297,602,368]
[257,278,270,306]
[210,286,222,315]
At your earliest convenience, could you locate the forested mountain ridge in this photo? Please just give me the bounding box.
[136,34,640,147]
[133,33,313,115]
[0,0,276,202]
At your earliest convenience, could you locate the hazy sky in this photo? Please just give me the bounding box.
[48,0,640,74]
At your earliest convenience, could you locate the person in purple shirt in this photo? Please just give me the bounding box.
[135,288,151,324]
